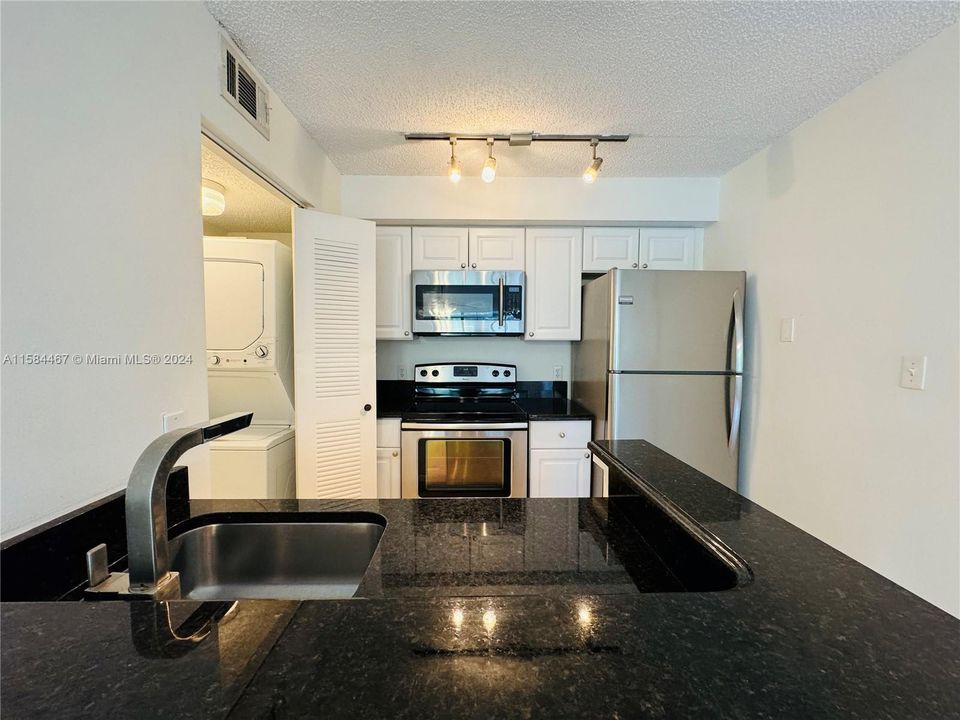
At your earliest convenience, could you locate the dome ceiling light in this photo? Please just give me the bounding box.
[404,132,629,183]
[201,179,226,216]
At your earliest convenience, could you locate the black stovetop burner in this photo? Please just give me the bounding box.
[404,396,527,423]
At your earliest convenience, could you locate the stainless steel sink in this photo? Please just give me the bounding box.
[167,516,385,601]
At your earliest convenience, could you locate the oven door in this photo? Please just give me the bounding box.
[401,423,528,498]
[412,270,524,336]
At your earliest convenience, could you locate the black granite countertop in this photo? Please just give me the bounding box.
[3,443,959,719]
[377,380,593,421]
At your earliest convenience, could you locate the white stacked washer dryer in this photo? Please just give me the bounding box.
[202,237,296,499]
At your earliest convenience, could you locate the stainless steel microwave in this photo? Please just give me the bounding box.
[412,270,525,336]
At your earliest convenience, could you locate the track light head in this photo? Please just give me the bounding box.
[582,139,603,183]
[448,139,462,183]
[481,138,497,183]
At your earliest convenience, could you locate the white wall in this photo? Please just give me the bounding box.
[705,25,959,616]
[342,176,718,224]
[377,338,572,382]
[0,2,341,539]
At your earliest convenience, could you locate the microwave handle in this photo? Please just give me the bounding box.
[498,277,505,326]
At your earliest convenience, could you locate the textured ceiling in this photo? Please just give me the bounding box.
[206,1,958,177]
[201,142,292,235]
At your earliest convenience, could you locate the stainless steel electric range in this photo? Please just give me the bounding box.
[401,363,528,499]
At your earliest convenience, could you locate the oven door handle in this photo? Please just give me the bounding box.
[401,422,528,431]
[498,277,505,327]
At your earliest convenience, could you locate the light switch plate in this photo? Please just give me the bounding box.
[162,410,185,432]
[900,356,927,390]
[780,318,796,343]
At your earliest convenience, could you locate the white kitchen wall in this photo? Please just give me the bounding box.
[377,338,572,382]
[705,24,959,616]
[0,2,340,540]
[341,176,718,224]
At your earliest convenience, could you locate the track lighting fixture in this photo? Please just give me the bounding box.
[448,138,462,183]
[481,138,497,183]
[582,139,603,184]
[406,132,627,181]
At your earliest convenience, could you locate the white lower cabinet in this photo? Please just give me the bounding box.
[376,418,402,498]
[527,420,592,497]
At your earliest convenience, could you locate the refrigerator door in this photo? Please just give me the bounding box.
[608,372,741,490]
[611,270,745,373]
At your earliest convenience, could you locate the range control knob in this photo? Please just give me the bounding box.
[420,369,428,377]
[431,369,440,377]
[210,355,221,366]
[503,370,511,377]
[255,345,269,358]
[492,370,500,377]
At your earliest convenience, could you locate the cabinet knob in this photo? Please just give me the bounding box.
[559,432,566,438]
[528,332,534,337]
[461,263,466,268]
[632,263,638,268]
[392,450,399,457]
[641,263,648,269]
[471,263,477,268]
[403,330,410,336]
[584,452,591,458]
[363,403,372,412]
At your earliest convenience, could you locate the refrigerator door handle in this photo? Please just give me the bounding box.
[731,288,744,374]
[728,374,743,450]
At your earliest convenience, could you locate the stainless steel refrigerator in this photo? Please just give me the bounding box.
[572,269,745,490]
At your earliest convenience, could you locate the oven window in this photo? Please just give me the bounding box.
[419,439,510,496]
[416,286,498,320]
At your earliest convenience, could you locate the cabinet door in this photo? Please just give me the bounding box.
[375,227,412,339]
[529,449,592,498]
[467,227,525,270]
[583,227,640,272]
[376,447,401,499]
[411,227,468,270]
[640,228,698,270]
[591,455,610,498]
[293,209,377,499]
[524,228,582,341]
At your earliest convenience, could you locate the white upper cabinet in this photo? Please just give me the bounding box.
[640,228,698,270]
[375,227,412,340]
[583,227,641,272]
[524,228,582,341]
[412,227,469,270]
[467,227,525,270]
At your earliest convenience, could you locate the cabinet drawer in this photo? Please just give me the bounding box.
[376,418,401,447]
[529,420,591,449]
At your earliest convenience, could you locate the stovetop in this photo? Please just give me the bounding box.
[402,362,526,424]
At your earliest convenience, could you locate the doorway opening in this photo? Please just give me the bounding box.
[199,135,297,501]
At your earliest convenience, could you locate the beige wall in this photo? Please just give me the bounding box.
[705,25,960,616]
[1,2,341,538]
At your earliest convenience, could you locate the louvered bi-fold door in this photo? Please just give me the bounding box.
[293,209,377,498]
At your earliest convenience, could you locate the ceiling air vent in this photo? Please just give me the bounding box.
[220,35,270,139]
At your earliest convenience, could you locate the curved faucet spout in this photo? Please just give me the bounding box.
[125,412,252,595]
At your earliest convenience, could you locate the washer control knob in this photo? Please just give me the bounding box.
[255,345,269,358]
[432,369,440,377]
[420,369,428,377]
[210,355,221,366]
[492,370,500,377]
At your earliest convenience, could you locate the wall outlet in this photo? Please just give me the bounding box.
[779,318,796,343]
[398,365,408,380]
[899,356,927,390]
[553,365,563,380]
[161,410,185,432]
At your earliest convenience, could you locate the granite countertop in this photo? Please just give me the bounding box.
[3,443,959,719]
[376,380,593,421]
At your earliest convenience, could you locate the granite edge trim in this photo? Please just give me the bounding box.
[589,442,754,587]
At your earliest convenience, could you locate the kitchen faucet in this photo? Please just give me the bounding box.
[125,412,253,597]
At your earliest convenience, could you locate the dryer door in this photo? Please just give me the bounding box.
[204,259,264,350]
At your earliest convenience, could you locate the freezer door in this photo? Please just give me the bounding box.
[608,373,741,490]
[611,270,745,372]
